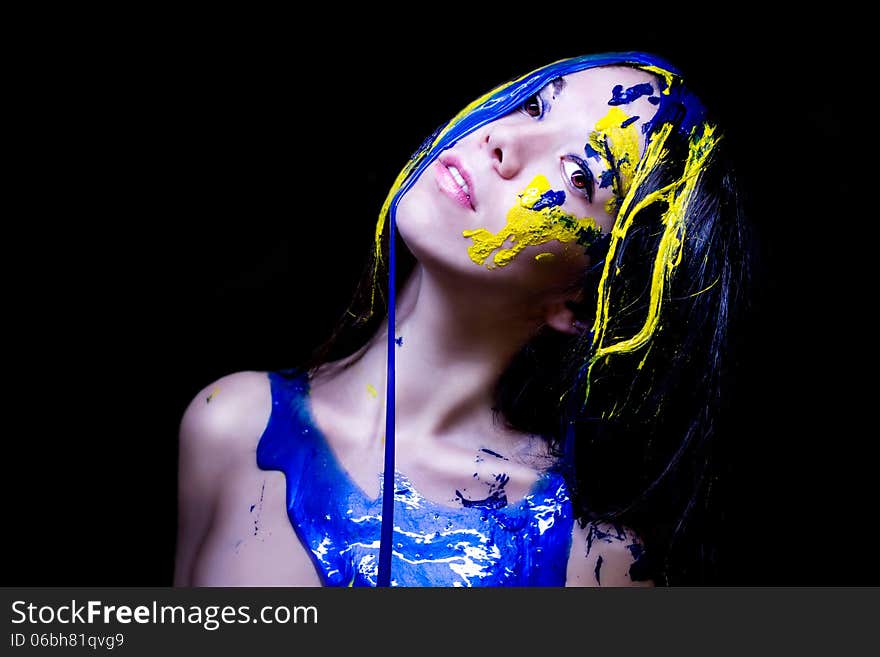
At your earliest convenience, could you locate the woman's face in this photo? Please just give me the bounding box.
[396,65,662,297]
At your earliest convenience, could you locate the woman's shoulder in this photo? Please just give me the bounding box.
[178,370,275,458]
[566,520,655,587]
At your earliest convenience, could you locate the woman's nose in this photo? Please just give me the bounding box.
[482,124,539,180]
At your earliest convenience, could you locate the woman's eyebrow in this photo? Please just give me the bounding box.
[550,77,567,97]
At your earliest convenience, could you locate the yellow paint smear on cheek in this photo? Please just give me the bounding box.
[589,107,641,214]
[366,383,378,398]
[461,175,600,268]
[534,253,555,262]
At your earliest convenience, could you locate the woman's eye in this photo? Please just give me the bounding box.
[561,158,594,202]
[519,93,543,118]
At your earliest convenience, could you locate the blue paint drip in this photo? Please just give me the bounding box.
[256,371,575,586]
[530,189,566,211]
[377,189,398,587]
[608,82,654,106]
[594,555,604,585]
[394,336,404,347]
[621,115,639,128]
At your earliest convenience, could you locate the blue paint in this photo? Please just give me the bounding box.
[531,188,566,211]
[648,96,660,105]
[585,522,625,555]
[584,143,602,161]
[455,487,508,511]
[257,370,575,586]
[480,448,509,460]
[394,336,404,347]
[594,555,604,585]
[608,82,654,106]
[620,115,639,128]
[599,169,615,189]
[627,542,643,561]
[249,504,255,513]
[626,540,651,581]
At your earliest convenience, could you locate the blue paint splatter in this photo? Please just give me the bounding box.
[249,504,255,513]
[648,96,660,105]
[594,555,604,585]
[627,541,652,581]
[608,82,654,106]
[585,523,625,555]
[584,143,601,161]
[394,336,403,347]
[599,169,615,189]
[455,487,509,510]
[621,115,639,128]
[480,448,509,461]
[253,481,265,536]
[531,189,565,211]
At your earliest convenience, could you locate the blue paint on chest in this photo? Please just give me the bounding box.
[256,370,575,587]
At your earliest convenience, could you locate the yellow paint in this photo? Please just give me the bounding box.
[588,107,641,214]
[585,121,722,405]
[206,387,219,404]
[461,175,600,268]
[534,253,555,262]
[366,383,378,399]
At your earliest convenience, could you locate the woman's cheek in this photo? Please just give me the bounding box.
[461,174,602,270]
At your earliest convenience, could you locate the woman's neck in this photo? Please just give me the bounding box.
[324,265,544,447]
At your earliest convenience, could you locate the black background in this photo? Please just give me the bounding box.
[6,15,870,585]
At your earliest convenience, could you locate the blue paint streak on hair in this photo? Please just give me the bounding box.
[594,554,604,584]
[608,82,654,106]
[256,371,575,586]
[380,51,705,584]
[599,169,615,189]
[621,115,639,128]
[531,189,566,211]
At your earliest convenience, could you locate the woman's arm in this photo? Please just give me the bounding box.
[172,371,272,586]
[565,520,655,587]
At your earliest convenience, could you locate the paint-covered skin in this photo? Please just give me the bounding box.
[462,175,601,268]
[257,370,574,586]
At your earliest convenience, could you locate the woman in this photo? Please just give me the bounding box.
[173,52,749,587]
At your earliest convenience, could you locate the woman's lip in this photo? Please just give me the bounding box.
[434,156,476,211]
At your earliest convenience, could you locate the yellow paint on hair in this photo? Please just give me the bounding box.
[585,121,722,405]
[461,175,599,268]
[588,107,641,214]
